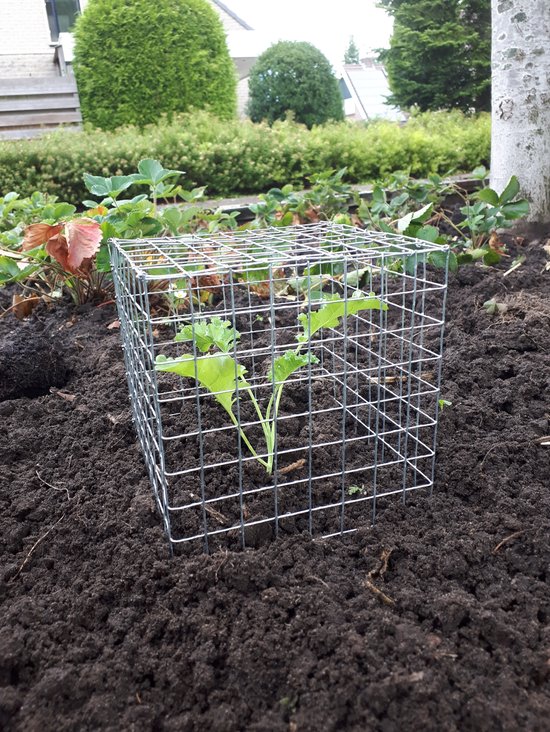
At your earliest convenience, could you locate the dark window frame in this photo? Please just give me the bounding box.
[45,0,82,41]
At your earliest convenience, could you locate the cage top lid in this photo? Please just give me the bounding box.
[109,222,449,280]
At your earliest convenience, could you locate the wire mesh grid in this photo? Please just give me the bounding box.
[109,222,449,553]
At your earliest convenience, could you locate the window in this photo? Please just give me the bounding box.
[45,0,81,41]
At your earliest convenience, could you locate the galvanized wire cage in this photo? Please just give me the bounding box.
[110,223,449,552]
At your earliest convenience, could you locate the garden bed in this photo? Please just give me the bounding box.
[1,235,549,731]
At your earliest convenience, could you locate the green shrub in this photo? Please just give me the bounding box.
[0,111,490,202]
[247,41,344,128]
[73,0,236,129]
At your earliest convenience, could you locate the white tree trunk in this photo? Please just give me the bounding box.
[491,0,550,223]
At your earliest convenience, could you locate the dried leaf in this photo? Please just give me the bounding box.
[65,218,102,272]
[45,232,70,272]
[107,319,121,330]
[22,223,63,251]
[11,293,38,319]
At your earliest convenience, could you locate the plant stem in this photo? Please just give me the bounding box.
[227,410,270,471]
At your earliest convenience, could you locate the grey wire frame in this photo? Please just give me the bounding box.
[109,222,449,553]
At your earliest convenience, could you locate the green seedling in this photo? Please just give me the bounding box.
[348,484,366,496]
[438,398,452,411]
[156,291,387,474]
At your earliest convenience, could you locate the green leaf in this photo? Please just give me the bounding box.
[0,255,21,279]
[397,203,433,233]
[499,175,520,204]
[52,203,77,219]
[155,353,245,415]
[483,249,501,266]
[83,172,140,198]
[137,159,183,186]
[414,225,441,243]
[471,166,487,180]
[427,250,448,269]
[268,350,319,385]
[95,242,111,273]
[476,188,499,206]
[175,317,240,353]
[298,291,387,342]
[161,207,184,235]
[501,199,529,219]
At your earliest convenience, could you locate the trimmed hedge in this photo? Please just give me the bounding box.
[248,41,344,128]
[73,0,236,129]
[0,111,490,202]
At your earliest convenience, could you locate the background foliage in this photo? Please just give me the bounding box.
[379,0,491,112]
[73,0,237,129]
[0,111,490,202]
[247,41,344,128]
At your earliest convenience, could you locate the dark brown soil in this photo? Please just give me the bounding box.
[1,236,550,731]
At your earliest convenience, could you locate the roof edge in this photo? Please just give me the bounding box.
[210,0,253,30]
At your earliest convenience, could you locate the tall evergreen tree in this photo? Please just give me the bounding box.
[344,37,360,64]
[379,0,491,112]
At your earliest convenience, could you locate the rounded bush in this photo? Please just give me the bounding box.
[247,41,344,128]
[73,0,237,129]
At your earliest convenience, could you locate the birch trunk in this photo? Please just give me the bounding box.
[491,0,550,223]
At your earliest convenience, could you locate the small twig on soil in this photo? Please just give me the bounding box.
[279,458,306,475]
[36,470,70,500]
[96,299,116,308]
[492,529,528,555]
[481,436,548,472]
[189,493,228,525]
[364,548,396,607]
[0,296,41,319]
[306,575,330,589]
[10,513,66,581]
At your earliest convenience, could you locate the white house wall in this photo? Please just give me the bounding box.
[0,0,57,77]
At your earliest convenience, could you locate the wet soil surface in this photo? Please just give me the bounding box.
[1,237,550,731]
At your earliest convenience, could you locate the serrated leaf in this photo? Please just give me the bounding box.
[298,291,387,342]
[137,159,183,185]
[175,317,240,353]
[268,351,319,385]
[476,188,499,206]
[499,175,520,204]
[156,353,245,415]
[501,199,529,219]
[483,249,501,266]
[397,203,433,233]
[414,225,441,243]
[471,165,487,180]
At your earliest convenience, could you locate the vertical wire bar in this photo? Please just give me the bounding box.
[395,255,408,473]
[228,269,246,549]
[187,276,209,553]
[353,261,361,435]
[306,262,314,535]
[138,272,175,552]
[430,249,450,496]
[268,261,279,537]
[371,257,386,526]
[339,260,349,534]
[401,252,418,504]
[413,255,428,491]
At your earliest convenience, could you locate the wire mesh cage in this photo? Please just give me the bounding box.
[110,222,449,553]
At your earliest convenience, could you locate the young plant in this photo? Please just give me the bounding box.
[155,291,387,474]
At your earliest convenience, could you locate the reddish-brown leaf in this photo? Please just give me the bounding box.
[65,218,102,272]
[22,223,63,251]
[45,233,70,271]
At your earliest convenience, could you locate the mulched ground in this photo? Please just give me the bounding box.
[1,235,549,731]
